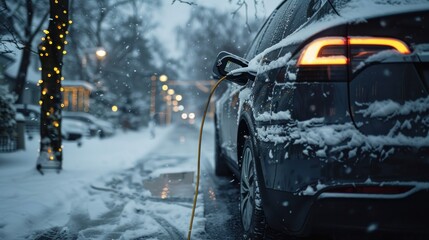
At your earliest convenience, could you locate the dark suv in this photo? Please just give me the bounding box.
[212,0,429,238]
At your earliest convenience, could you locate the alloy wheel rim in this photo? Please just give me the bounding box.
[240,146,255,231]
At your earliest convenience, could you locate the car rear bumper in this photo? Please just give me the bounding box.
[310,190,429,234]
[263,186,429,236]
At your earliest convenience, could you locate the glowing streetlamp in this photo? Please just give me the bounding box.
[150,74,169,123]
[159,74,168,82]
[95,47,107,60]
[175,94,182,101]
[167,89,175,95]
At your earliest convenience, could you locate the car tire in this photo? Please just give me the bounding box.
[215,126,230,176]
[240,136,267,240]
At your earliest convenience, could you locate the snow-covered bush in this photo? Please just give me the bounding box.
[0,85,16,137]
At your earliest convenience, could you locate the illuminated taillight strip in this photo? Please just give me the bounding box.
[298,37,347,66]
[349,37,411,54]
[297,36,411,66]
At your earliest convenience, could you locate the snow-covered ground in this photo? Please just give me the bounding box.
[0,124,214,239]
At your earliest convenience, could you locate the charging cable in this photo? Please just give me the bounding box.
[187,76,227,240]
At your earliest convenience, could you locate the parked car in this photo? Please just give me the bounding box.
[212,0,429,238]
[62,111,115,138]
[62,118,89,141]
[15,104,89,141]
[14,104,41,133]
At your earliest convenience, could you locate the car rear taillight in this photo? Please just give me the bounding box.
[296,36,411,81]
[298,37,348,66]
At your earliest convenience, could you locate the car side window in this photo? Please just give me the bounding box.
[257,0,292,57]
[258,0,309,63]
[245,9,276,60]
[276,0,316,82]
[307,0,324,20]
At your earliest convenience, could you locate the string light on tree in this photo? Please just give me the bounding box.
[36,0,70,174]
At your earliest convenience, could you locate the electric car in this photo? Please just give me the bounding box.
[212,0,429,238]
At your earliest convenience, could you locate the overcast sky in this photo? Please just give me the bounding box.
[152,0,282,58]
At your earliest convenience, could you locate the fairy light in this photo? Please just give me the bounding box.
[38,0,71,170]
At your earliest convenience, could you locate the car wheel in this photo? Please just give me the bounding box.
[215,126,230,176]
[240,136,266,239]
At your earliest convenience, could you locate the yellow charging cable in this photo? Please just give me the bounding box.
[188,76,227,240]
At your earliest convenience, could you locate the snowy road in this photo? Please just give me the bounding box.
[0,123,244,239]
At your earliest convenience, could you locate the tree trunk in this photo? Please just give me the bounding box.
[36,0,69,172]
[14,43,32,104]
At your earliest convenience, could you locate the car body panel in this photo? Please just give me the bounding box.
[214,0,429,235]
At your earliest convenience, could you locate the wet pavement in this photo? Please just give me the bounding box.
[143,171,195,200]
[203,159,243,240]
[31,123,243,239]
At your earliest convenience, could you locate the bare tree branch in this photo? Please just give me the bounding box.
[171,0,197,6]
[232,0,252,32]
[28,10,49,43]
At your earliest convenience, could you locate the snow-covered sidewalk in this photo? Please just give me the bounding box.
[0,126,180,239]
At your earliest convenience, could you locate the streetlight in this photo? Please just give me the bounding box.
[150,74,168,124]
[95,47,107,60]
[111,105,118,112]
[93,47,107,88]
[189,112,196,120]
[175,94,182,101]
[159,74,168,82]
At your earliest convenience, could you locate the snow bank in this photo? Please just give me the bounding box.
[0,126,173,239]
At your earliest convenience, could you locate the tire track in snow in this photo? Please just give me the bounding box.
[150,213,185,240]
